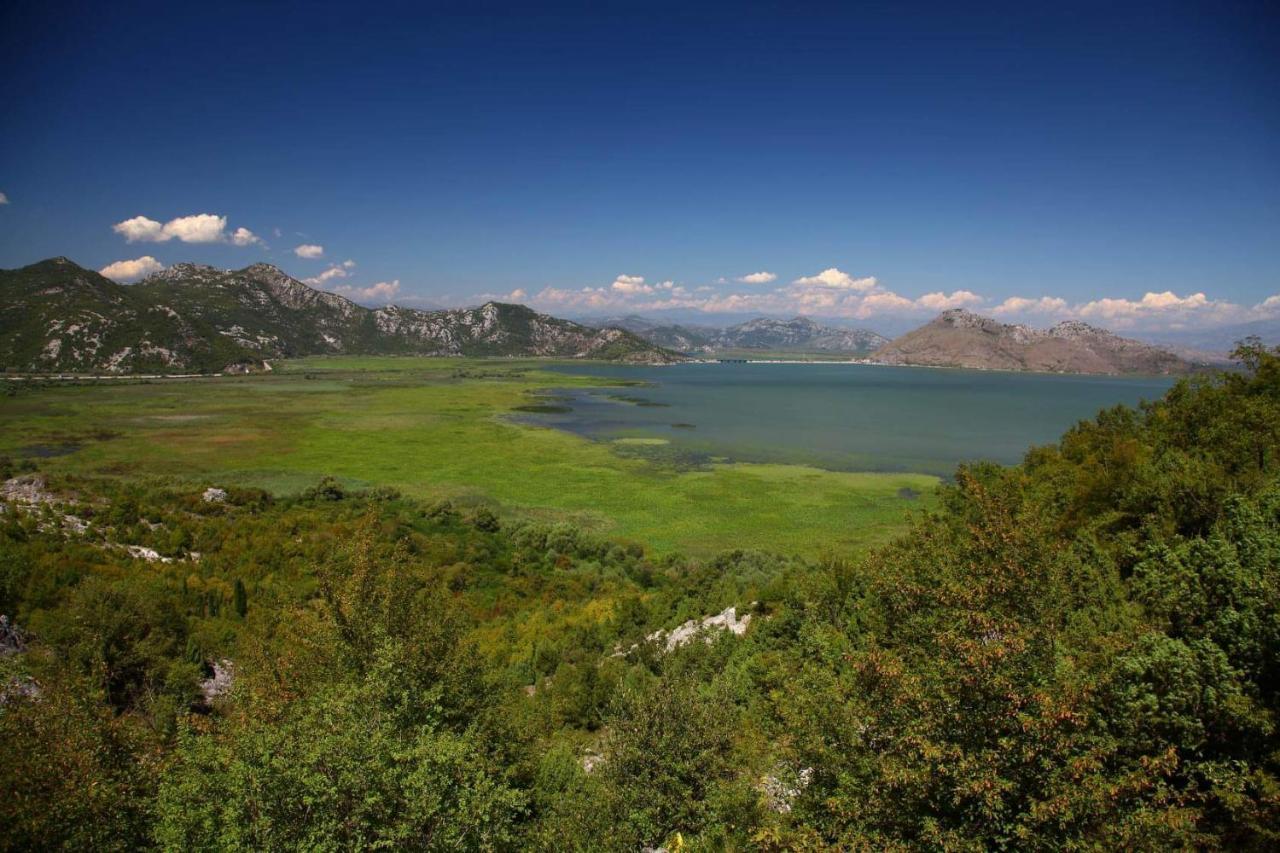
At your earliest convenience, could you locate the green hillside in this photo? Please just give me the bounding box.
[0,258,677,373]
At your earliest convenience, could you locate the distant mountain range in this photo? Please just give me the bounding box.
[871,309,1197,375]
[592,314,889,355]
[0,258,678,373]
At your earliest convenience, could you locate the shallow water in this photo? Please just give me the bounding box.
[521,362,1178,477]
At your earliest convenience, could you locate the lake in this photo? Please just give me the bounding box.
[518,362,1179,477]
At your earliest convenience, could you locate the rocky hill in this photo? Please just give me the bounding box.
[0,258,679,373]
[716,317,888,353]
[871,309,1195,375]
[597,314,887,355]
[592,315,719,352]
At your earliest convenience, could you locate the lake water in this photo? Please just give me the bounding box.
[518,362,1178,477]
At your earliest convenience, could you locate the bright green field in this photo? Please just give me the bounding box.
[0,357,938,557]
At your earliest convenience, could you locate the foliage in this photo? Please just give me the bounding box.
[3,344,1280,848]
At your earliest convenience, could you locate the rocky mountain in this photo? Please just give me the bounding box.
[871,309,1195,375]
[0,258,680,373]
[592,315,719,352]
[594,314,888,355]
[716,317,888,353]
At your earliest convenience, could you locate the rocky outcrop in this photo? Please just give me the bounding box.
[871,309,1195,375]
[649,605,753,652]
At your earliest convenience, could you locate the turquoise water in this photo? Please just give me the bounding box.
[521,363,1178,477]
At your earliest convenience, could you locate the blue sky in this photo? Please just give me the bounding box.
[1,1,1277,331]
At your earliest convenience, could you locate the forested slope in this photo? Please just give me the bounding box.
[2,342,1279,849]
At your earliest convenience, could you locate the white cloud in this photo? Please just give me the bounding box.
[111,212,251,245]
[992,290,1261,331]
[162,213,227,243]
[99,256,164,282]
[303,265,352,286]
[0,192,8,205]
[113,215,167,242]
[1075,291,1225,328]
[611,274,654,295]
[856,291,915,314]
[992,296,1069,316]
[916,290,982,311]
[332,279,400,304]
[792,268,878,291]
[230,226,264,247]
[342,259,356,269]
[294,244,324,259]
[737,271,777,284]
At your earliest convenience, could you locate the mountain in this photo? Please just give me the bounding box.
[0,258,680,373]
[593,314,888,355]
[592,315,719,352]
[715,317,888,353]
[872,309,1196,375]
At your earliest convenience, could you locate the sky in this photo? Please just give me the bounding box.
[1,0,1278,334]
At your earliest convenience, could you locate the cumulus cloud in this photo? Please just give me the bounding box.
[737,271,777,284]
[303,265,352,286]
[989,289,1265,331]
[162,214,227,243]
[857,291,915,314]
[111,212,260,245]
[113,213,228,243]
[99,256,164,281]
[992,296,1070,316]
[332,279,400,304]
[611,274,654,295]
[294,244,324,259]
[230,226,264,247]
[113,215,166,242]
[792,268,878,291]
[0,192,8,205]
[916,290,983,311]
[1072,291,1232,329]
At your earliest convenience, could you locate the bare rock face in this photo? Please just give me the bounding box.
[872,309,1196,375]
[1,475,56,505]
[647,605,753,652]
[199,659,235,706]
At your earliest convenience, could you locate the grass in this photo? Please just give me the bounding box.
[0,356,938,557]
